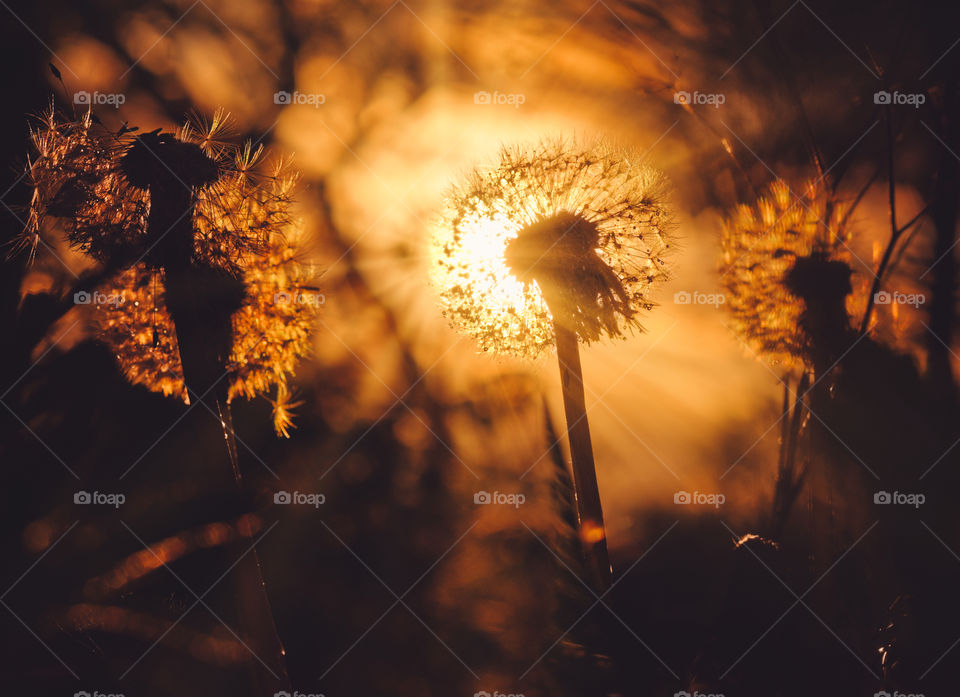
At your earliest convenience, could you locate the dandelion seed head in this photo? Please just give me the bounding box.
[720,179,864,373]
[431,138,673,357]
[25,108,148,263]
[27,108,317,436]
[178,107,236,160]
[95,196,316,437]
[27,108,285,275]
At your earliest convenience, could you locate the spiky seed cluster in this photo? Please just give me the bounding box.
[191,140,295,274]
[432,139,672,357]
[25,108,283,274]
[95,217,316,436]
[24,109,148,264]
[720,179,858,373]
[94,267,185,399]
[25,108,316,436]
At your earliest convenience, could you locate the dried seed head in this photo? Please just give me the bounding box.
[432,138,673,357]
[720,179,865,373]
[121,130,220,190]
[25,108,317,436]
[24,108,147,264]
[26,108,282,275]
[94,214,316,436]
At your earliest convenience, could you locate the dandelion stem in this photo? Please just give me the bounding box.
[553,320,612,592]
[860,104,901,335]
[132,138,290,690]
[187,374,291,695]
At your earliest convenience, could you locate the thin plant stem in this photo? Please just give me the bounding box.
[769,368,815,541]
[178,375,292,695]
[152,167,291,692]
[553,320,612,592]
[220,401,292,693]
[860,105,901,335]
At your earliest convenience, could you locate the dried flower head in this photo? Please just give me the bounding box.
[25,107,317,436]
[94,219,316,434]
[720,179,862,373]
[432,139,672,357]
[24,109,148,264]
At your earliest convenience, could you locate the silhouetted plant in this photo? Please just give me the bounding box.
[719,179,868,538]
[432,138,673,590]
[719,178,867,376]
[20,105,320,693]
[24,107,316,436]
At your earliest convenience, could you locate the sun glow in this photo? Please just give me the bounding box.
[432,205,554,355]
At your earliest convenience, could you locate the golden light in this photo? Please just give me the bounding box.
[431,205,554,357]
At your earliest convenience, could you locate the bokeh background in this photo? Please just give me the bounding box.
[1,1,958,695]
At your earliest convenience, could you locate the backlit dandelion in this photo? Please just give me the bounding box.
[720,179,866,374]
[24,104,308,687]
[93,216,317,436]
[24,107,317,436]
[432,138,673,590]
[23,108,148,264]
[432,139,672,357]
